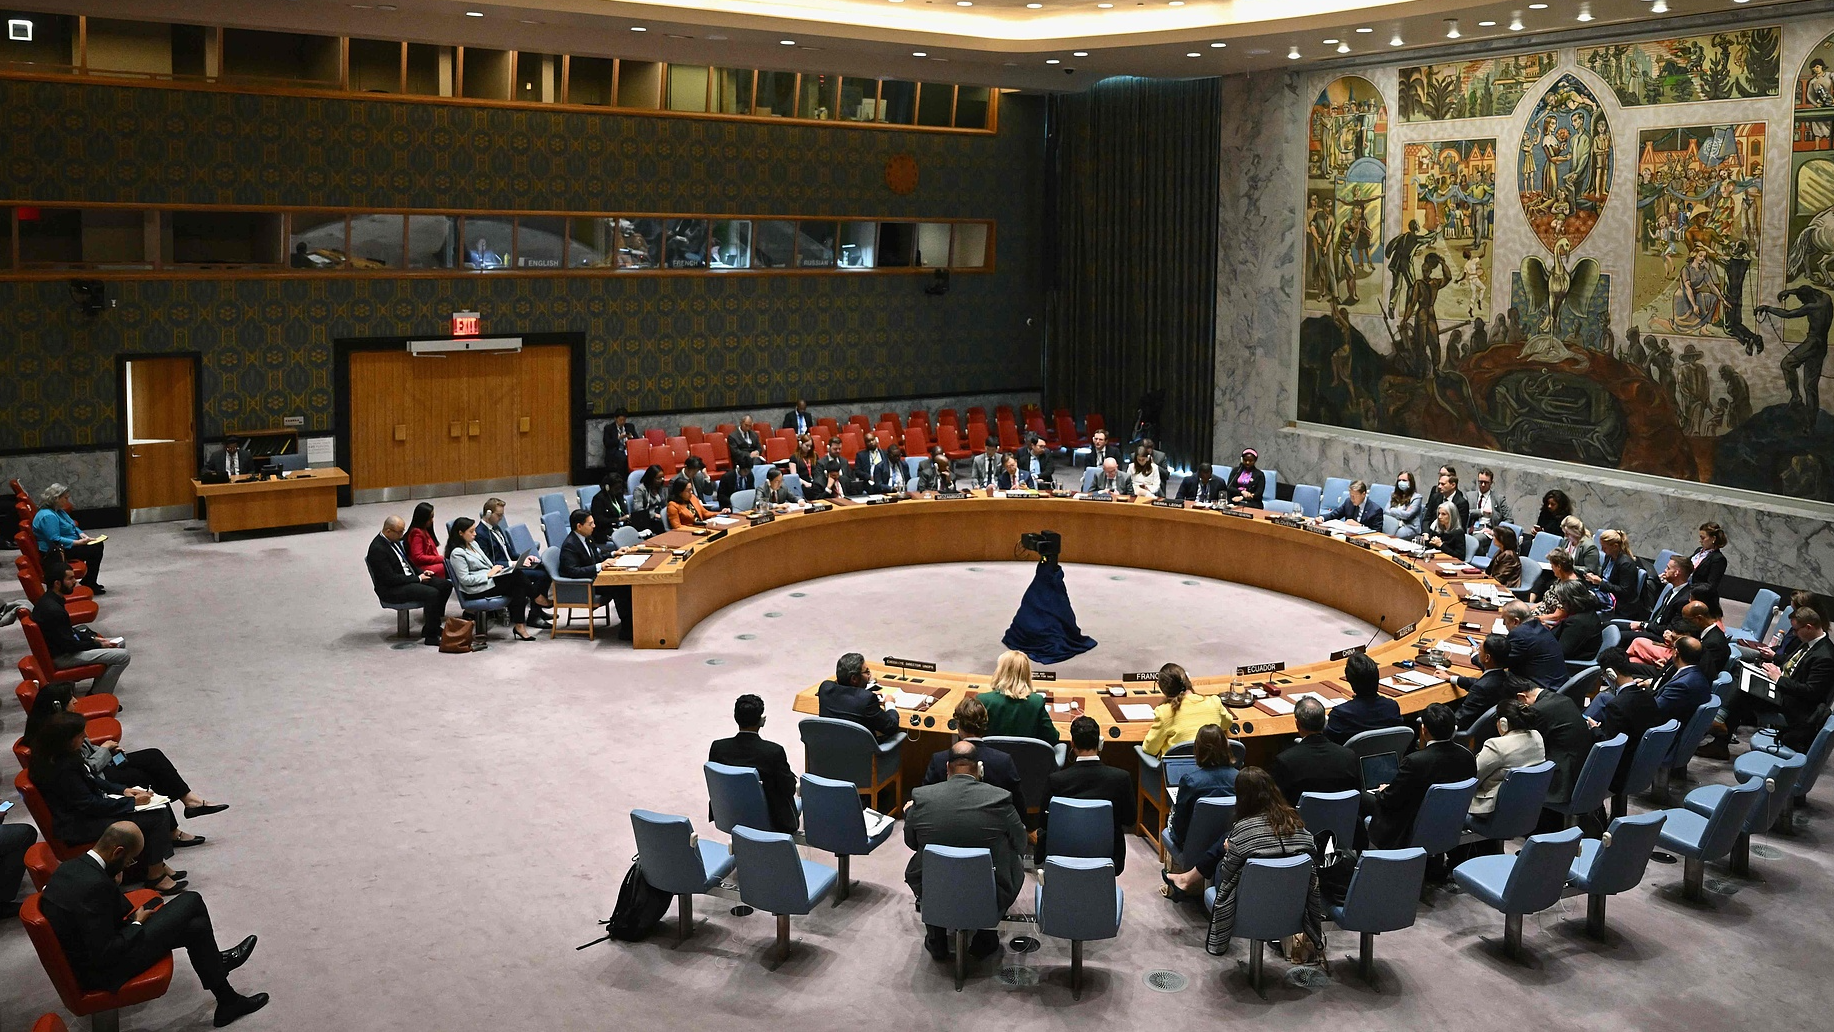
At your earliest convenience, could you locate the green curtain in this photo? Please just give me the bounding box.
[1044,76,1221,468]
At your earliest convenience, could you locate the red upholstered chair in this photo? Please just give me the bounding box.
[666,436,689,462]
[839,433,863,463]
[878,413,902,434]
[1084,413,1105,437]
[689,442,719,474]
[10,714,120,765]
[937,408,959,426]
[17,558,99,623]
[764,437,792,463]
[680,425,705,446]
[902,428,928,456]
[652,448,680,477]
[936,425,971,462]
[643,428,667,446]
[965,423,990,453]
[15,614,107,693]
[714,423,737,437]
[773,427,799,442]
[997,423,1021,453]
[13,531,89,588]
[754,421,774,436]
[847,414,870,431]
[625,439,651,471]
[1026,414,1050,442]
[1055,414,1089,450]
[708,435,732,472]
[816,417,841,433]
[32,1012,70,1032]
[17,673,120,723]
[25,842,60,890]
[21,892,174,1032]
[966,406,986,421]
[995,404,1015,420]
[810,427,832,452]
[15,772,92,860]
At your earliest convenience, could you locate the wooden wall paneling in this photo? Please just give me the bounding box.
[348,349,413,490]
[515,344,571,478]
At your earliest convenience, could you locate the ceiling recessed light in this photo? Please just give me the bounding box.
[630,26,646,31]
[1478,20,1496,26]
[1445,18,1460,38]
[1732,0,1749,4]
[779,39,796,44]
[1210,42,1226,48]
[1323,38,1338,44]
[1390,34,1404,46]
[956,1,973,6]
[1169,1,1184,5]
[1026,2,1043,6]
[1528,3,1546,8]
[1046,58,1060,64]
[1096,2,1112,6]
[1186,52,1200,57]
[912,51,927,56]
[1073,51,1089,56]
[1651,0,1667,10]
[465,10,483,16]
[1287,46,1301,59]
[1336,42,1350,53]
[1355,27,1372,33]
[1576,3,1592,21]
[1510,12,1524,29]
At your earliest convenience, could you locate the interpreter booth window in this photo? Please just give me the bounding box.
[515,216,566,269]
[951,223,990,269]
[567,56,615,106]
[755,71,796,118]
[954,87,991,130]
[349,38,402,93]
[347,214,405,268]
[665,219,710,269]
[459,216,514,270]
[406,215,460,270]
[165,211,285,267]
[752,220,799,268]
[840,77,877,122]
[917,83,955,127]
[914,223,952,268]
[614,218,664,269]
[796,221,838,268]
[288,213,348,269]
[798,74,837,120]
[709,220,752,269]
[0,11,77,72]
[876,223,916,268]
[710,68,753,116]
[837,221,878,269]
[879,80,917,124]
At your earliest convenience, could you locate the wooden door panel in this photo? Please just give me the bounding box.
[411,353,468,488]
[516,344,570,477]
[125,356,195,510]
[464,350,519,482]
[349,350,415,491]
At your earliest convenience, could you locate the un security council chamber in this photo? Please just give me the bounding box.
[1,0,1832,1029]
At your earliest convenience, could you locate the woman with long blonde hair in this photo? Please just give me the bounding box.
[976,650,1059,743]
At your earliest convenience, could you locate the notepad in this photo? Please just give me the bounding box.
[1118,704,1158,721]
[892,692,930,711]
[132,794,171,812]
[1321,520,1375,535]
[1395,670,1445,687]
[1382,677,1430,694]
[1437,642,1474,657]
[707,516,743,526]
[1052,702,1075,713]
[612,554,648,568]
[1258,696,1296,714]
[1289,691,1342,709]
[863,808,895,837]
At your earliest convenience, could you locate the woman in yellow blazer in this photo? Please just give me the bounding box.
[976,650,1061,744]
[1142,663,1227,757]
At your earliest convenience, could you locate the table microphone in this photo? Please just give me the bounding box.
[1364,615,1386,652]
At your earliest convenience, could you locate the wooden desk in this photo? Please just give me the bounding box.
[191,467,349,541]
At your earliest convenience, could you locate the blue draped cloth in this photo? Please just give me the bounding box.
[1002,561,1097,664]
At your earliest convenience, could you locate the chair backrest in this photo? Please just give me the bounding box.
[1621,719,1681,796]
[1564,734,1627,815]
[839,434,863,463]
[1297,790,1361,849]
[1480,760,1557,840]
[732,825,813,915]
[1231,854,1314,940]
[1367,482,1394,509]
[707,435,730,468]
[730,490,757,513]
[1691,776,1765,860]
[1259,469,1279,499]
[765,437,792,462]
[24,842,60,891]
[15,771,85,858]
[611,525,642,549]
[1044,797,1112,861]
[578,485,600,511]
[506,523,538,558]
[1262,499,1300,515]
[998,423,1020,452]
[980,736,1059,812]
[1527,531,1562,563]
[625,468,647,503]
[1746,750,1808,832]
[1560,665,1603,704]
[782,473,805,501]
[1653,549,1678,579]
[799,774,870,854]
[1579,812,1667,895]
[1336,847,1429,934]
[1793,716,1834,797]
[938,425,962,454]
[903,428,928,455]
[541,511,568,549]
[1382,514,1401,537]
[1667,695,1723,766]
[680,425,704,445]
[630,809,714,895]
[14,613,56,679]
[14,555,46,602]
[920,845,998,930]
[1177,795,1236,869]
[1037,857,1121,942]
[799,717,881,789]
[1739,588,1782,641]
[1321,476,1352,511]
[690,442,717,471]
[817,417,841,432]
[1513,556,1542,592]
[704,762,774,835]
[1292,484,1323,518]
[626,438,651,469]
[1411,777,1479,853]
[21,893,158,1014]
[1598,623,1622,654]
[538,492,567,518]
[1499,826,1583,914]
[1345,726,1416,762]
[643,428,667,445]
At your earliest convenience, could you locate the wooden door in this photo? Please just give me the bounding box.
[463,350,520,485]
[516,345,570,478]
[349,350,414,491]
[411,352,470,490]
[124,356,196,511]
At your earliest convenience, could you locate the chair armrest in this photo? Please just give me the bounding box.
[875,732,908,757]
[1609,619,1635,629]
[1133,745,1162,775]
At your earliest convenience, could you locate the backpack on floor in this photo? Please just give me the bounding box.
[606,859,674,942]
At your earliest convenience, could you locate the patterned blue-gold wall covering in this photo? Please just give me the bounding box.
[0,79,1044,452]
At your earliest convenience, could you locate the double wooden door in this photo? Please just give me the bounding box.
[349,345,570,494]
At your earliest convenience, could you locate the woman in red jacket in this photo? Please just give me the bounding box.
[406,502,447,578]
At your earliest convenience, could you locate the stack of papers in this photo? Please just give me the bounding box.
[1052,702,1075,713]
[892,692,930,710]
[1258,696,1297,715]
[1321,519,1376,535]
[1288,691,1343,709]
[612,555,648,568]
[1118,703,1158,721]
[133,793,172,812]
[1437,641,1474,657]
[707,516,743,526]
[1394,670,1445,687]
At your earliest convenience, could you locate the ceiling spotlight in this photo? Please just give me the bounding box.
[1528,2,1546,8]
[1445,18,1460,38]
[1577,3,1592,20]
[1046,58,1060,64]
[1478,20,1496,26]
[1287,46,1301,59]
[1650,0,1667,10]
[1322,38,1338,44]
[1733,0,1750,4]
[956,1,972,5]
[1073,51,1089,56]
[780,39,796,45]
[1169,1,1184,5]
[1186,51,1200,57]
[1355,27,1372,33]
[1210,41,1227,48]
[1336,42,1350,53]
[630,26,647,31]
[912,51,927,56]
[465,10,483,16]
[1510,12,1524,29]
[1097,2,1112,7]
[1026,2,1043,6]
[1390,34,1403,46]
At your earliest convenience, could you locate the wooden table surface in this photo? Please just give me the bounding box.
[191,467,350,540]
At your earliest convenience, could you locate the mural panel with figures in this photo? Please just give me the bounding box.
[1398,53,1558,122]
[1519,74,1614,255]
[1304,75,1387,314]
[1579,28,1780,106]
[1399,139,1496,326]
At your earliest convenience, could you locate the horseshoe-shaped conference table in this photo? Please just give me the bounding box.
[595,494,1509,784]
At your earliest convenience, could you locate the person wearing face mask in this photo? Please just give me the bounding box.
[1385,471,1425,539]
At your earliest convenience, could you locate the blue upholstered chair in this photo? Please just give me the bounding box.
[1366,482,1394,509]
[1526,531,1562,563]
[1510,557,1542,598]
[1203,854,1314,998]
[1407,777,1479,871]
[730,489,757,513]
[921,845,1001,991]
[1344,726,1415,764]
[1328,847,1428,986]
[799,773,894,904]
[611,525,642,549]
[1568,812,1666,938]
[1161,796,1235,873]
[730,826,838,968]
[507,522,538,558]
[1043,798,1112,863]
[1652,548,1679,581]
[1613,719,1680,819]
[1747,715,1834,829]
[983,735,1066,820]
[1321,476,1352,512]
[1728,588,1782,645]
[1262,499,1301,515]
[539,545,603,639]
[799,717,907,814]
[1597,623,1622,654]
[1455,704,1499,743]
[1546,734,1627,827]
[1465,760,1555,843]
[1298,790,1361,850]
[624,469,645,507]
[1657,774,1763,901]
[1559,665,1602,701]
[444,556,508,638]
[541,511,568,550]
[1035,856,1123,999]
[630,809,737,941]
[1685,749,1808,874]
[1137,740,1243,855]
[1292,484,1322,519]
[704,762,775,837]
[782,472,805,501]
[1450,825,1582,960]
[378,598,422,639]
[1656,693,1723,801]
[1260,468,1279,501]
[538,492,567,519]
[578,485,600,511]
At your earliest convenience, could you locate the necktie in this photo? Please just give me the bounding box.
[1784,645,1808,678]
[393,542,413,576]
[228,453,238,475]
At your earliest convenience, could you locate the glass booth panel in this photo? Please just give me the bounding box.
[709,219,751,269]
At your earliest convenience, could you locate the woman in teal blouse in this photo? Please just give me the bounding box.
[31,483,105,592]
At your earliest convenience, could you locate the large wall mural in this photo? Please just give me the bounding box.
[1398,53,1558,122]
[1579,27,1781,106]
[1305,75,1387,314]
[1296,17,1834,503]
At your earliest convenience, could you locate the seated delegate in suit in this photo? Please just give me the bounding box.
[1451,633,1526,731]
[1223,448,1266,508]
[1541,579,1603,661]
[995,454,1037,492]
[882,447,910,494]
[1559,515,1601,575]
[1486,524,1525,591]
[40,821,267,1027]
[1500,601,1568,689]
[1627,598,1717,669]
[1268,697,1362,802]
[1167,767,1325,959]
[666,476,713,528]
[922,696,1025,816]
[1424,467,1471,532]
[904,743,1028,961]
[478,497,550,620]
[404,502,448,581]
[727,415,766,470]
[1384,472,1425,540]
[26,682,228,832]
[1324,652,1402,744]
[978,650,1060,743]
[1364,704,1477,849]
[1142,663,1226,757]
[817,652,900,740]
[1586,636,1712,723]
[715,463,756,511]
[1470,699,1546,815]
[1623,556,1696,645]
[32,483,106,592]
[1176,463,1223,504]
[756,466,796,507]
[1469,468,1510,539]
[681,456,719,508]
[911,457,952,497]
[1035,716,1136,871]
[1081,458,1131,497]
[1420,501,1467,560]
[1711,608,1834,755]
[34,560,130,694]
[204,436,252,478]
[1583,528,1641,616]
[559,509,635,640]
[1587,647,1667,788]
[1516,679,1592,806]
[813,437,854,497]
[854,432,895,489]
[1690,521,1729,595]
[1020,434,1057,489]
[782,399,816,436]
[364,516,450,647]
[629,465,668,535]
[1129,447,1164,499]
[29,712,184,893]
[446,517,539,641]
[969,436,1004,490]
[1085,429,1123,470]
[708,694,799,834]
[1320,479,1382,527]
[1166,723,1238,859]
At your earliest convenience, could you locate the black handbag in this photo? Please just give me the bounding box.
[1314,830,1358,908]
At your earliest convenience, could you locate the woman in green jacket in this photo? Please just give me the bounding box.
[977,650,1061,744]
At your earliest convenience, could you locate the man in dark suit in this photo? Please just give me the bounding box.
[811,436,854,499]
[603,409,641,480]
[1589,650,1667,791]
[1651,637,1714,720]
[478,497,549,627]
[559,509,634,641]
[1020,434,1057,489]
[365,514,450,646]
[1365,704,1476,848]
[1694,595,1732,680]
[1085,429,1123,469]
[1321,479,1383,528]
[1176,463,1222,504]
[34,560,131,692]
[1082,458,1131,497]
[1709,608,1834,756]
[904,742,1028,961]
[1451,633,1522,730]
[727,415,765,470]
[854,432,895,489]
[1034,716,1135,871]
[40,822,267,1026]
[922,697,1023,818]
[1624,556,1695,644]
[715,464,756,511]
[708,694,798,834]
[204,436,251,478]
[782,399,816,436]
[817,652,900,740]
[1423,466,1470,529]
[1325,652,1403,744]
[969,436,1004,490]
[1500,601,1568,689]
[1516,680,1593,806]
[1269,698,1362,802]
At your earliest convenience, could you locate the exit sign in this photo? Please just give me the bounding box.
[452,311,481,337]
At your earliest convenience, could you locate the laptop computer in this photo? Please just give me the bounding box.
[1738,662,1779,702]
[1360,752,1399,790]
